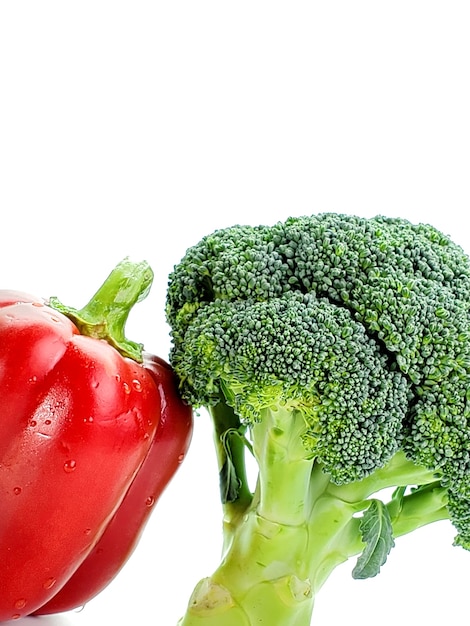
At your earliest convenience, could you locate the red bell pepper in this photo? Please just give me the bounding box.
[0,259,193,621]
[34,353,193,615]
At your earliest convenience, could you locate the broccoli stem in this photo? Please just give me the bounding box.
[326,450,442,502]
[254,406,322,527]
[387,482,449,536]
[177,406,451,625]
[177,406,358,625]
[177,512,317,626]
[209,402,253,551]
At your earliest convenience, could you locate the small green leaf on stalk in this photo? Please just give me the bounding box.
[352,499,395,580]
[219,429,245,504]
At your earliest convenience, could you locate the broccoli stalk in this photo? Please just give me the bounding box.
[178,400,447,625]
[167,213,470,625]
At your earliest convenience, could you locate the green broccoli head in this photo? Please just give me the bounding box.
[170,291,408,485]
[167,212,470,548]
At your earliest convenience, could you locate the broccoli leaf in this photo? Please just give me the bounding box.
[352,499,395,579]
[219,429,244,504]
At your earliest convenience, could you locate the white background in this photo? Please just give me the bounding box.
[1,2,470,624]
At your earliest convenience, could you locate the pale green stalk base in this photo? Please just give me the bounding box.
[178,515,316,625]
[177,490,360,625]
[177,405,449,626]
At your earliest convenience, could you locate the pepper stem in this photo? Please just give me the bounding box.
[49,257,153,362]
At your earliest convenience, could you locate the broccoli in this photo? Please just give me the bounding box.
[166,213,470,626]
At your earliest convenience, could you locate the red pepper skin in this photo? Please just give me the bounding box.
[34,353,193,615]
[0,291,162,620]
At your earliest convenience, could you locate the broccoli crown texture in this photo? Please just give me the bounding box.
[166,213,470,546]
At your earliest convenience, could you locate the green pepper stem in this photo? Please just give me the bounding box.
[49,257,153,362]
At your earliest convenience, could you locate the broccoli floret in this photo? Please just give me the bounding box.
[167,213,470,626]
[173,292,409,485]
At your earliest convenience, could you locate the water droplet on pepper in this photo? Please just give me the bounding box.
[64,460,77,473]
[132,379,142,392]
[43,577,56,590]
[13,487,22,495]
[14,599,26,610]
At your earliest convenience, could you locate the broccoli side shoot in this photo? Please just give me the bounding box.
[167,213,470,626]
